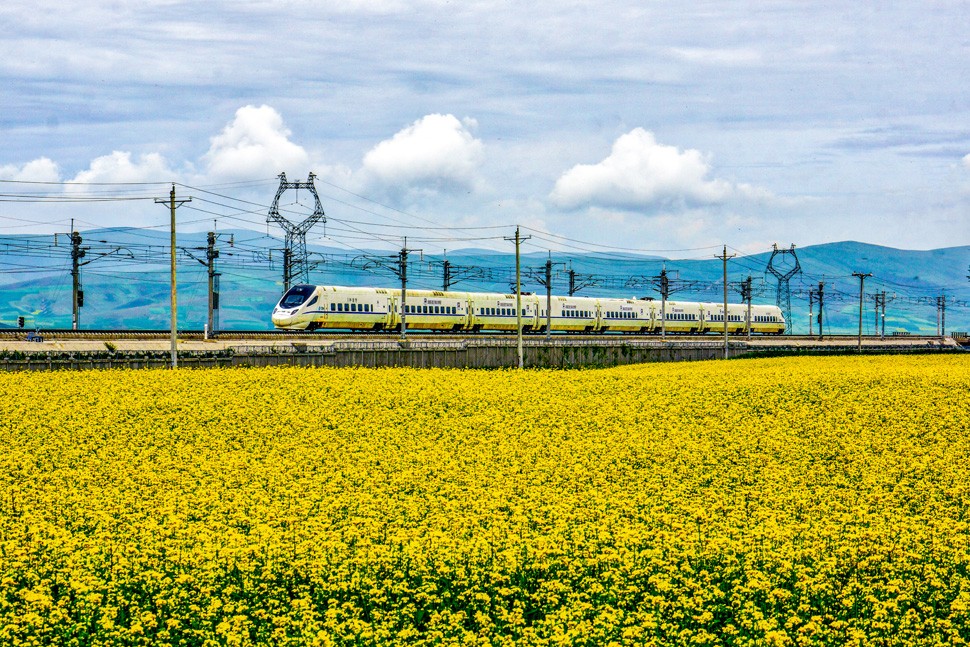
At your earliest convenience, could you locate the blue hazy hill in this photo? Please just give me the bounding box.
[1,229,967,334]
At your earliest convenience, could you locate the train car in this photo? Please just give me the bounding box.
[658,300,703,333]
[272,285,395,331]
[547,295,598,332]
[468,293,539,332]
[597,297,653,333]
[700,302,747,335]
[749,304,786,335]
[397,289,470,331]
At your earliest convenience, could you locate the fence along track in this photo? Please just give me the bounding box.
[0,329,948,343]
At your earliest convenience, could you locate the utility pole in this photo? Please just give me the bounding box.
[937,293,947,338]
[716,245,735,359]
[808,288,815,337]
[852,272,871,352]
[504,226,531,369]
[544,255,553,341]
[207,232,220,338]
[399,245,409,340]
[156,184,191,369]
[442,258,452,292]
[817,281,825,340]
[655,266,670,339]
[70,228,86,330]
[532,253,565,342]
[873,291,888,340]
[183,232,221,338]
[743,275,753,340]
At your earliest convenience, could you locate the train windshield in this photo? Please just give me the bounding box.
[279,285,315,308]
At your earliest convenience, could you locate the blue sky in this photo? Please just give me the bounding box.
[1,1,968,256]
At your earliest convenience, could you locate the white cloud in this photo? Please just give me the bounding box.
[202,105,310,180]
[360,114,484,194]
[70,151,173,184]
[667,47,763,66]
[0,157,60,182]
[963,153,970,170]
[550,128,771,211]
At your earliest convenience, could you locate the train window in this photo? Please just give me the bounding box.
[279,284,315,308]
[330,303,336,311]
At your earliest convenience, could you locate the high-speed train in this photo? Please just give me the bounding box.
[272,284,786,334]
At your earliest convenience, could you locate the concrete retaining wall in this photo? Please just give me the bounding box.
[0,340,730,371]
[0,338,959,371]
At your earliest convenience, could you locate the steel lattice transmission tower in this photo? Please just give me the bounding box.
[267,172,326,292]
[766,243,801,334]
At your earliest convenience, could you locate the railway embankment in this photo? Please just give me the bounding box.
[0,335,961,371]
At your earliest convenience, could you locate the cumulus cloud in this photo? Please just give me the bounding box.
[550,128,771,211]
[360,114,484,194]
[69,151,173,184]
[202,105,310,180]
[0,157,60,182]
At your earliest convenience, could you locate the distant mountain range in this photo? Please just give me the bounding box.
[2,229,968,334]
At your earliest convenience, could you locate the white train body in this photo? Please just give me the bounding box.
[272,285,786,335]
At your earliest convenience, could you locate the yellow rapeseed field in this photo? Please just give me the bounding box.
[0,355,968,646]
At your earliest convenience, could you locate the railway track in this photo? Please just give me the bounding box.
[0,329,947,343]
